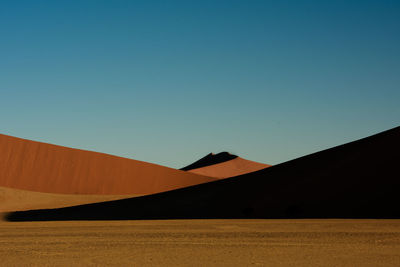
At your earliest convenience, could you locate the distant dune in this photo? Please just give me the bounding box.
[186,154,270,178]
[7,126,399,221]
[180,152,238,171]
[0,134,216,195]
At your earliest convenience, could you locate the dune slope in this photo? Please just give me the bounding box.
[187,156,270,178]
[0,134,216,195]
[0,186,137,212]
[6,126,400,221]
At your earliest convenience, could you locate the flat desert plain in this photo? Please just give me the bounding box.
[1,219,399,266]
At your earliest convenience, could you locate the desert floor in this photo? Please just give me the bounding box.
[0,219,399,266]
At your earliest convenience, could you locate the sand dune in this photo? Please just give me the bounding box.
[180,152,238,171]
[0,134,216,195]
[187,156,270,178]
[8,125,399,220]
[0,186,136,212]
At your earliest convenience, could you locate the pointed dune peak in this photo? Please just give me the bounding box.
[181,152,271,178]
[180,152,238,171]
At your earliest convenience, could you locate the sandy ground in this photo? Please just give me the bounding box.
[0,219,399,266]
[0,186,138,212]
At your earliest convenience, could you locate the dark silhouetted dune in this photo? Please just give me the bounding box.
[7,126,400,221]
[180,152,237,171]
[0,134,216,195]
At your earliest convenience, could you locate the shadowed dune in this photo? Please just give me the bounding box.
[180,152,237,171]
[187,156,270,178]
[6,126,400,221]
[0,134,216,195]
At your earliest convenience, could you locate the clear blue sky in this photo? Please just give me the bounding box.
[1,0,399,168]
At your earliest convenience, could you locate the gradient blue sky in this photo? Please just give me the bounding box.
[1,0,399,168]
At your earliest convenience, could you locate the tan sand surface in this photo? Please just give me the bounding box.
[0,186,137,212]
[0,219,399,266]
[188,157,270,178]
[0,134,216,195]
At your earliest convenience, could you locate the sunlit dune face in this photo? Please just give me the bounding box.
[188,157,270,178]
[0,134,216,195]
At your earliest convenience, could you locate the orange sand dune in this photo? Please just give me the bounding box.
[0,134,216,195]
[10,126,399,220]
[187,156,270,178]
[0,186,135,212]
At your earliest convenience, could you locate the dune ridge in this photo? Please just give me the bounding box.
[0,133,216,195]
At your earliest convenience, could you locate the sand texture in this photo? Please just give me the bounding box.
[0,219,399,266]
[0,134,216,195]
[0,186,137,212]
